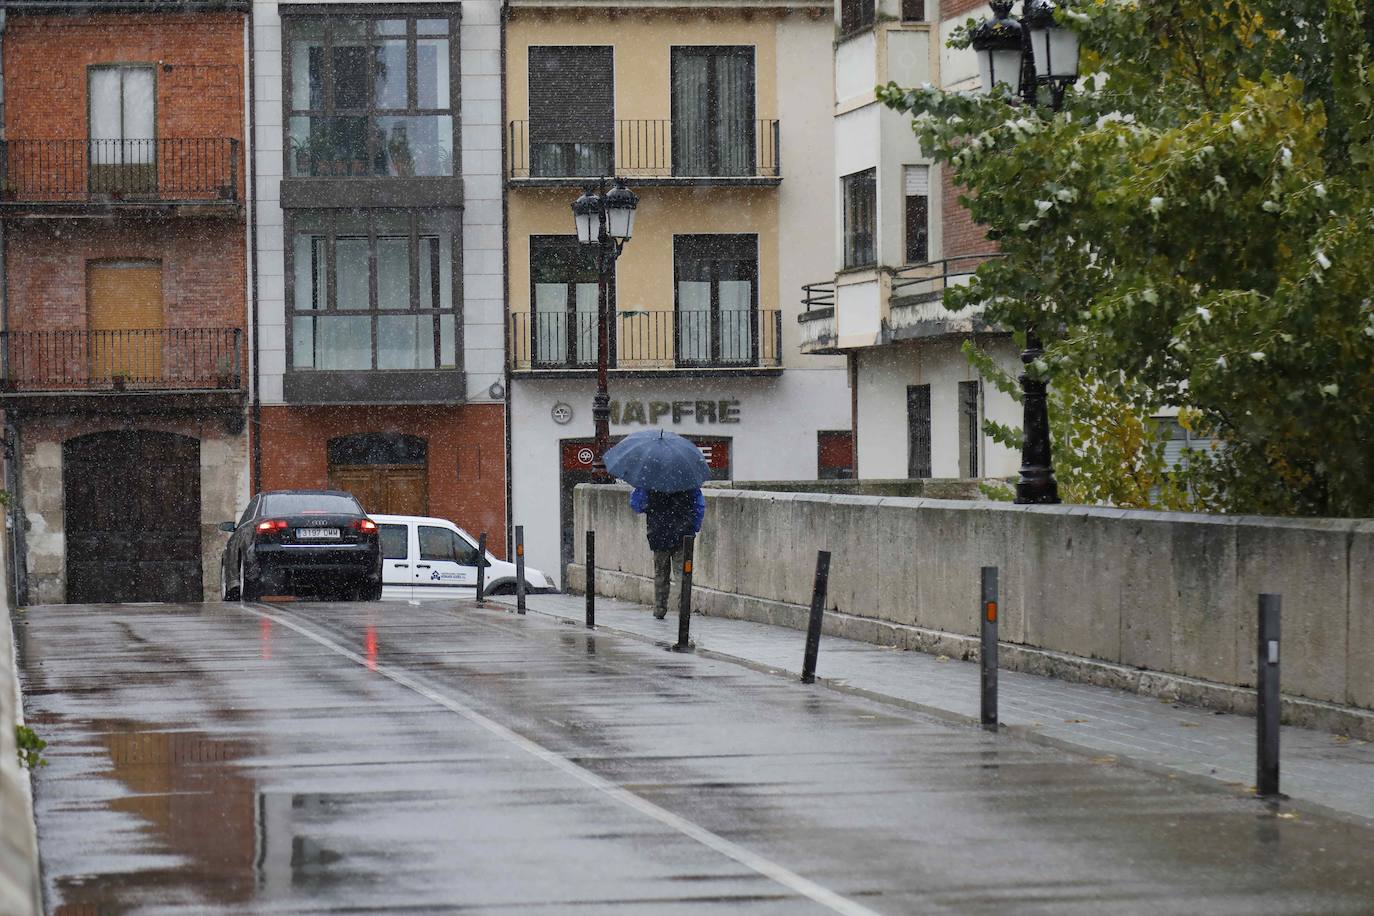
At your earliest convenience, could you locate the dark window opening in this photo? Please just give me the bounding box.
[959,380,981,478]
[843,168,877,269]
[528,46,614,177]
[529,235,604,368]
[818,430,855,480]
[379,524,408,559]
[840,0,875,36]
[901,0,925,23]
[907,384,932,479]
[674,234,759,367]
[672,46,756,177]
[328,433,428,466]
[905,165,930,264]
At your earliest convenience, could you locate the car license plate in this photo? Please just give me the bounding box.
[296,528,340,540]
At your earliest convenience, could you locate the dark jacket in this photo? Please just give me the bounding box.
[631,487,704,552]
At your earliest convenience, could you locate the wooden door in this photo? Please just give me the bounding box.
[329,465,427,516]
[89,261,164,384]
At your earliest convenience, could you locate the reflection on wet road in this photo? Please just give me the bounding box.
[15,600,1374,914]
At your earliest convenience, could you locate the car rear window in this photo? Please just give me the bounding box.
[260,494,363,516]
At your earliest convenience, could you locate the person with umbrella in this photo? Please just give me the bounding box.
[602,430,710,619]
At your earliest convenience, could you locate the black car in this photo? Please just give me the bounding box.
[220,490,382,601]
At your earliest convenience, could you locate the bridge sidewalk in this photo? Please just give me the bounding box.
[491,592,1374,824]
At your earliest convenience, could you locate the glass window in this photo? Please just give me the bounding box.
[418,525,457,562]
[671,48,755,178]
[841,0,875,35]
[843,169,877,269]
[527,47,614,178]
[290,210,459,371]
[285,13,455,177]
[673,235,758,367]
[261,493,364,515]
[529,237,601,368]
[904,165,930,264]
[379,524,409,560]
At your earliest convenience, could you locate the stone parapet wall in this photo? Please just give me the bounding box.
[1,530,43,916]
[571,484,1374,735]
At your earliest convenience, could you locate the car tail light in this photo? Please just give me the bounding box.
[255,519,288,537]
[353,519,378,534]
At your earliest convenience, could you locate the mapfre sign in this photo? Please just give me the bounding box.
[561,438,731,473]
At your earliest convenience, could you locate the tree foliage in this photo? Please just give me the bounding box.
[880,0,1374,516]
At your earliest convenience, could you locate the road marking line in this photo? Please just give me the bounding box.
[244,603,881,916]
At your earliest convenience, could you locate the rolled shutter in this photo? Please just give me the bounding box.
[529,47,614,146]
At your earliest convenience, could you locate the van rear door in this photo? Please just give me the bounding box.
[379,522,413,601]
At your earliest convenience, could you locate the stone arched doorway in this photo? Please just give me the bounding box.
[326,433,428,516]
[63,429,202,603]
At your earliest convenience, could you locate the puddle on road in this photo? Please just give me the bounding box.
[45,725,348,913]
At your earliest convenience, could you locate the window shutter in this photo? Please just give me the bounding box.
[529,47,614,145]
[904,165,929,197]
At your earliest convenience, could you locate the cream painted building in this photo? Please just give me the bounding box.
[503,0,847,584]
[798,0,1022,481]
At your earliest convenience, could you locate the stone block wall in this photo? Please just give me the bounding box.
[572,484,1374,730]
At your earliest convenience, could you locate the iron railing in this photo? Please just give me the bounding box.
[510,309,782,370]
[0,138,240,204]
[1,328,243,392]
[890,253,1003,302]
[509,119,781,179]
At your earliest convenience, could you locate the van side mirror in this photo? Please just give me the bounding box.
[217,521,236,533]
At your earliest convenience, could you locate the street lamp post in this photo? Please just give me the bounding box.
[572,177,638,479]
[971,0,1079,505]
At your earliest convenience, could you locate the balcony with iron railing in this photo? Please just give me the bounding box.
[0,138,241,212]
[508,120,781,184]
[0,328,244,397]
[510,309,782,373]
[798,253,1003,353]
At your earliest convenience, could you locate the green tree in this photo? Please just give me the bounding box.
[880,0,1374,516]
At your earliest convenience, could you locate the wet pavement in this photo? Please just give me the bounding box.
[13,599,1374,914]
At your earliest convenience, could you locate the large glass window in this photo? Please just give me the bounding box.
[290,210,458,371]
[904,165,930,264]
[529,236,602,368]
[843,168,877,269]
[672,47,755,177]
[286,14,455,177]
[674,235,758,367]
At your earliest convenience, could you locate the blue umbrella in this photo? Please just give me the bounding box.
[603,429,710,493]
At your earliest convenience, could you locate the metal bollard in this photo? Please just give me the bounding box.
[514,525,526,614]
[1257,594,1282,797]
[980,566,999,732]
[475,532,487,607]
[585,530,596,629]
[801,550,832,684]
[673,535,695,651]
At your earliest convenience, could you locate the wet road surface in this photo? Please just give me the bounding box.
[14,600,1374,914]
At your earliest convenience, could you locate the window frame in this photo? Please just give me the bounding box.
[959,379,981,478]
[669,45,757,178]
[527,45,615,179]
[281,7,459,179]
[907,383,932,479]
[900,0,926,23]
[284,208,461,373]
[528,235,613,369]
[904,165,930,265]
[839,0,875,37]
[672,233,760,368]
[843,168,877,270]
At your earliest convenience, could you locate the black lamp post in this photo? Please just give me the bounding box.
[572,177,638,479]
[971,0,1080,505]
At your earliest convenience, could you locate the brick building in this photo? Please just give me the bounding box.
[1,2,249,603]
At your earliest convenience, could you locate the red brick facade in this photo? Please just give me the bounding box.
[6,220,246,335]
[940,0,991,19]
[4,13,244,142]
[942,168,992,258]
[259,405,510,558]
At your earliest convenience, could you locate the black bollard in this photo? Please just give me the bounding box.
[1257,594,1281,797]
[475,532,487,607]
[801,550,832,684]
[585,530,596,629]
[514,525,526,614]
[673,535,695,651]
[980,566,999,732]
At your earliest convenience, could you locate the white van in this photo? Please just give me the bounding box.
[372,514,556,601]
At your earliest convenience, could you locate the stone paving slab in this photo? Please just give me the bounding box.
[492,593,1374,824]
